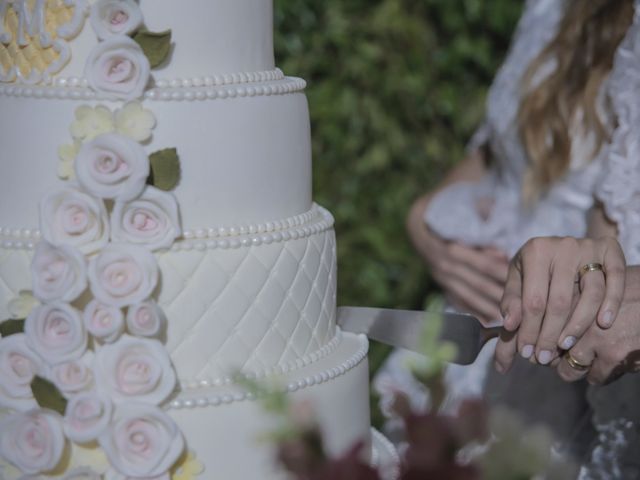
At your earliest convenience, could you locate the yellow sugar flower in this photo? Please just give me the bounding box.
[7,290,39,319]
[115,101,157,142]
[171,451,205,480]
[70,105,115,141]
[57,142,80,180]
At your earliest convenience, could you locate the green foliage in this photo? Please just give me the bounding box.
[31,376,67,415]
[0,318,25,337]
[134,29,172,68]
[274,0,522,311]
[148,148,181,191]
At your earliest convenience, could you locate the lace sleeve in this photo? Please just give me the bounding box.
[595,17,640,265]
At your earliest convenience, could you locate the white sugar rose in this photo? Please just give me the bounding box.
[112,187,181,251]
[126,301,166,338]
[70,105,115,141]
[40,187,110,255]
[85,36,151,101]
[31,242,87,303]
[99,404,184,478]
[0,410,66,475]
[94,335,175,405]
[115,101,156,142]
[84,300,125,344]
[62,467,103,480]
[90,0,143,39]
[64,392,113,444]
[25,303,88,365]
[50,353,95,398]
[75,133,150,202]
[88,244,158,308]
[0,335,44,411]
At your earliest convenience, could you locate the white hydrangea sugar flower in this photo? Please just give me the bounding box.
[50,352,95,398]
[112,187,181,251]
[115,102,157,142]
[99,403,184,478]
[31,241,88,304]
[85,36,151,101]
[7,291,39,319]
[40,186,110,255]
[64,392,113,444]
[88,244,159,308]
[93,335,176,405]
[58,143,80,180]
[25,303,88,365]
[0,410,66,475]
[70,105,115,141]
[90,0,143,40]
[0,335,44,411]
[126,301,166,338]
[84,300,125,344]
[75,133,150,202]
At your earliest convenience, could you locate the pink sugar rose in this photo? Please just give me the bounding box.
[50,353,95,398]
[88,244,158,308]
[64,392,113,444]
[84,300,125,344]
[85,37,151,101]
[126,301,166,339]
[0,410,66,475]
[25,303,88,365]
[90,0,143,40]
[75,133,150,202]
[94,335,175,405]
[40,187,110,255]
[112,186,181,251]
[0,334,44,411]
[31,241,87,303]
[99,403,184,478]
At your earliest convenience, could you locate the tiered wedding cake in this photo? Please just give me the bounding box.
[0,1,396,479]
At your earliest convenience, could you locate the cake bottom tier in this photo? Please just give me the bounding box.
[168,331,373,479]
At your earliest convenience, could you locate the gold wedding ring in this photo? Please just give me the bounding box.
[564,352,592,371]
[578,262,604,282]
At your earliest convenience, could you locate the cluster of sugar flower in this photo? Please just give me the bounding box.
[0,1,188,479]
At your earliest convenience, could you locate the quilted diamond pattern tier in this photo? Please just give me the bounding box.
[158,228,337,381]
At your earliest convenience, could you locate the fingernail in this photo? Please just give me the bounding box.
[561,336,577,350]
[521,345,534,359]
[602,310,614,328]
[538,350,553,365]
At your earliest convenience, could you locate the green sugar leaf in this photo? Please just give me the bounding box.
[133,29,172,68]
[0,318,25,337]
[31,376,68,415]
[148,148,181,191]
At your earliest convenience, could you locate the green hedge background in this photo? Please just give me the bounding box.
[273,0,523,385]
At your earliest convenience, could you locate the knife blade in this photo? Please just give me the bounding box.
[337,306,501,365]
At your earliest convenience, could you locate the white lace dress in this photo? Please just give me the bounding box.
[375,0,640,477]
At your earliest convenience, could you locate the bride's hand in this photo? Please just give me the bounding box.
[494,236,626,372]
[407,194,509,326]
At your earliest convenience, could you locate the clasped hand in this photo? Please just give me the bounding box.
[494,236,640,385]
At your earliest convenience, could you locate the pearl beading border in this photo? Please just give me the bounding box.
[0,205,334,251]
[0,77,306,102]
[165,332,368,411]
[40,68,285,89]
[370,429,401,480]
[180,330,342,391]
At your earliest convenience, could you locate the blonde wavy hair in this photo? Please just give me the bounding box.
[518,0,633,201]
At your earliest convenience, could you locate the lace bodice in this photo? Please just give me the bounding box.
[426,0,640,261]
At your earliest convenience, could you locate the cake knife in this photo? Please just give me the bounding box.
[337,306,502,365]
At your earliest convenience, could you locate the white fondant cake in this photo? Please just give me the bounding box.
[0,1,396,479]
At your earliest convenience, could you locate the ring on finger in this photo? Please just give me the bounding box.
[575,262,604,292]
[564,351,592,371]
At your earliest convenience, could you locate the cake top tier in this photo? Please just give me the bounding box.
[0,0,275,84]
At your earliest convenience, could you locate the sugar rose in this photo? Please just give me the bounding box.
[0,410,66,475]
[75,133,150,202]
[94,335,175,405]
[31,241,87,303]
[99,404,184,478]
[50,353,95,398]
[40,187,110,255]
[126,301,166,338]
[0,335,44,411]
[85,37,151,101]
[84,300,125,344]
[112,187,181,251]
[90,0,143,40]
[64,392,113,444]
[88,244,158,308]
[25,303,88,365]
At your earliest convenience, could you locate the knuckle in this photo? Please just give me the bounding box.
[546,294,572,316]
[559,236,581,252]
[523,294,546,317]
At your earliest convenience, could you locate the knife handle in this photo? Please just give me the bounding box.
[480,326,502,347]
